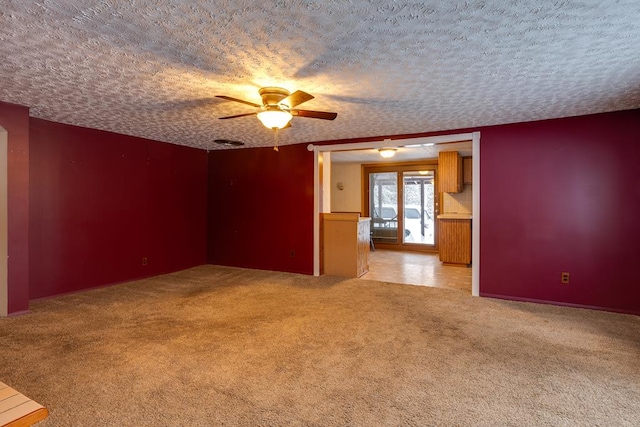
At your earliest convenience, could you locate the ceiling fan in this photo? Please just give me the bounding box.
[216,87,337,133]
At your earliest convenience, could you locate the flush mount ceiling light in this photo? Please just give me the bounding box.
[378,148,397,158]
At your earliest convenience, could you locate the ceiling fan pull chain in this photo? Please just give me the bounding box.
[273,128,279,152]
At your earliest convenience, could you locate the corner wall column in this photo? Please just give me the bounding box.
[0,127,8,317]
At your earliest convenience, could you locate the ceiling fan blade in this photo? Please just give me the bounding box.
[292,109,337,120]
[219,112,257,120]
[280,90,314,108]
[215,95,262,108]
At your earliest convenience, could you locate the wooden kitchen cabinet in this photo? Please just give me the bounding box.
[438,151,463,193]
[438,218,471,265]
[463,157,472,184]
[323,213,371,277]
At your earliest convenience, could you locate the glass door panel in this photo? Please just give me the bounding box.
[403,171,435,246]
[365,163,438,251]
[369,172,398,244]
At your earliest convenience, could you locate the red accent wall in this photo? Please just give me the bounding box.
[207,109,640,314]
[207,144,313,274]
[29,119,208,300]
[0,102,30,314]
[479,109,640,314]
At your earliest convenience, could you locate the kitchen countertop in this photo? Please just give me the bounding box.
[437,213,473,220]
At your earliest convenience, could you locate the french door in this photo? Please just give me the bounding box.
[364,163,438,251]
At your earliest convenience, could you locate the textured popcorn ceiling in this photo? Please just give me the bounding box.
[1,1,639,150]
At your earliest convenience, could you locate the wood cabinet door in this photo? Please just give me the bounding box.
[463,157,472,184]
[438,151,463,193]
[438,219,471,264]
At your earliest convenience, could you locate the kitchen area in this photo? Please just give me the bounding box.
[320,140,475,292]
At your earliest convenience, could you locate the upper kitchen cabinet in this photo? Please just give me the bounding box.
[438,151,463,193]
[463,157,472,184]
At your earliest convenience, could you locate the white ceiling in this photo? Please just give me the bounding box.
[330,140,472,163]
[1,1,639,151]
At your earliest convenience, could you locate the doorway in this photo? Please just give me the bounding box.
[309,131,480,297]
[365,163,437,252]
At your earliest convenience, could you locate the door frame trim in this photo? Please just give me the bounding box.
[309,131,480,297]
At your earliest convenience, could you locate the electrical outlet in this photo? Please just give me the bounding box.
[561,272,569,284]
[142,257,148,266]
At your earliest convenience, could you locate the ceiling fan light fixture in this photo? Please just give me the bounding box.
[257,109,293,129]
[378,148,397,158]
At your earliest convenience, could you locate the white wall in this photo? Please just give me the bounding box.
[330,163,362,213]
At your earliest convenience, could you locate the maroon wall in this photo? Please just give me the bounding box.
[0,102,30,314]
[479,109,640,314]
[207,144,314,274]
[29,119,208,300]
[207,109,640,314]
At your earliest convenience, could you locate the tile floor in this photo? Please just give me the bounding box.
[361,249,472,293]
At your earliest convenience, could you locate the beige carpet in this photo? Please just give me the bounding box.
[1,265,638,426]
